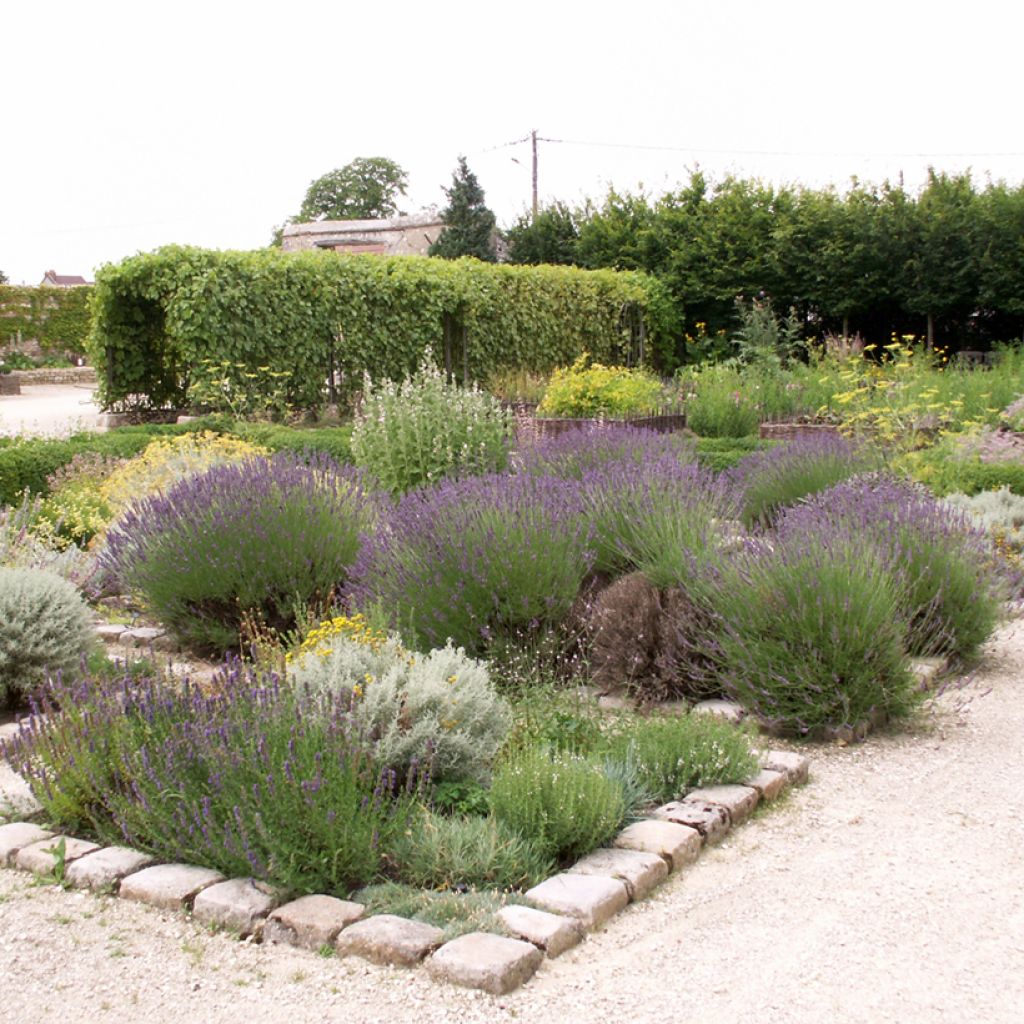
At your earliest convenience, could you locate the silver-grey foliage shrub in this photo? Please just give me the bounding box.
[289,635,511,784]
[944,486,1024,549]
[0,567,93,707]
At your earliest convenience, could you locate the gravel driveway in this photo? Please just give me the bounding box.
[0,384,101,437]
[2,619,1023,1023]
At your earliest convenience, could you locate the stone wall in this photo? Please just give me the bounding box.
[281,212,445,257]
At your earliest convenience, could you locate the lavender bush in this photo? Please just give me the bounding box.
[351,472,593,655]
[8,665,423,895]
[710,521,914,733]
[101,454,374,654]
[727,433,874,528]
[514,425,695,480]
[779,476,1004,659]
[579,453,738,586]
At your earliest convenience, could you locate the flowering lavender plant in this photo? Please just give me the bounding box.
[100,453,375,654]
[351,472,593,655]
[778,476,1004,658]
[710,517,914,733]
[726,432,874,528]
[579,453,738,586]
[513,424,696,480]
[8,664,423,895]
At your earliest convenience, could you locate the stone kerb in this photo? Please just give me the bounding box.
[0,744,808,994]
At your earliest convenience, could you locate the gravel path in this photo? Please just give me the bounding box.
[2,620,1023,1023]
[0,384,101,437]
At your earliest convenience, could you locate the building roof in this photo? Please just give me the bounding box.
[41,270,91,286]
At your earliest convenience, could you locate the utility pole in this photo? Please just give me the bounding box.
[531,129,539,222]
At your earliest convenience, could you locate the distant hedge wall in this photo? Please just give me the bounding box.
[86,247,672,411]
[0,285,92,356]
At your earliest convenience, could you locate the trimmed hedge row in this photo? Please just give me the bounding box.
[0,422,354,505]
[87,247,672,412]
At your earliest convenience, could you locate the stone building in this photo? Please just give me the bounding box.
[281,211,445,256]
[40,270,91,286]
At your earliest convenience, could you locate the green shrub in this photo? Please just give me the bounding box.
[350,353,511,493]
[728,434,873,528]
[387,809,554,890]
[945,486,1024,551]
[288,617,511,785]
[678,364,760,437]
[10,666,423,895]
[603,714,759,802]
[538,355,664,417]
[711,523,915,733]
[695,436,776,472]
[0,495,96,585]
[490,745,627,862]
[0,568,94,708]
[101,455,372,654]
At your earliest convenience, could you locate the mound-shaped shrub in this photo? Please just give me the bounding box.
[0,567,93,707]
[101,454,373,654]
[288,617,511,785]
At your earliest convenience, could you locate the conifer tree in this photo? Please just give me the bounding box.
[429,157,497,261]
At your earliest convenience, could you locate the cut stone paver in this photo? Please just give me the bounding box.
[691,699,746,724]
[684,784,760,826]
[0,764,42,818]
[0,822,53,866]
[567,847,668,900]
[64,846,156,891]
[123,627,167,647]
[336,914,444,967]
[263,894,365,951]
[94,624,127,643]
[651,801,730,844]
[15,836,100,875]
[613,819,702,871]
[524,873,629,930]
[762,749,811,785]
[192,877,280,936]
[743,768,787,801]
[497,905,583,959]
[118,863,225,911]
[426,932,543,994]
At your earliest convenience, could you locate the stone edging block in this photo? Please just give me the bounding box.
[118,863,226,911]
[15,835,100,875]
[567,847,668,900]
[426,931,543,994]
[524,873,629,930]
[497,904,583,959]
[613,819,702,871]
[263,893,365,951]
[0,822,54,866]
[192,877,281,936]
[683,784,760,826]
[651,800,731,844]
[335,914,444,966]
[65,846,156,891]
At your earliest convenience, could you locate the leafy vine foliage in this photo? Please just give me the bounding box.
[87,247,669,412]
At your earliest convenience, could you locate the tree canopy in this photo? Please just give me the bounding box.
[297,157,409,221]
[429,157,497,261]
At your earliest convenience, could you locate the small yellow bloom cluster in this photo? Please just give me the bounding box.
[286,613,390,665]
[101,432,269,513]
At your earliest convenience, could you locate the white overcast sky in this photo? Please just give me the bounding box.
[2,0,1022,284]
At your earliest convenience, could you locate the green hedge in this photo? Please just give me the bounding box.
[694,436,776,472]
[0,422,354,505]
[0,285,92,357]
[87,247,671,412]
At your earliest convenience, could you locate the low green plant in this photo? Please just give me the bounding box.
[490,745,627,863]
[387,809,554,890]
[602,713,759,802]
[429,779,491,817]
[354,881,522,941]
[538,354,664,418]
[0,567,94,708]
[350,352,511,493]
[0,494,95,585]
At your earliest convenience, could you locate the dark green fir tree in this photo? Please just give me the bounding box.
[429,157,497,261]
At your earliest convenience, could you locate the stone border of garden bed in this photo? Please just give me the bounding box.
[0,744,809,996]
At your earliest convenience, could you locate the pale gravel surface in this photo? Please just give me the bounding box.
[0,384,101,437]
[3,620,1024,1023]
